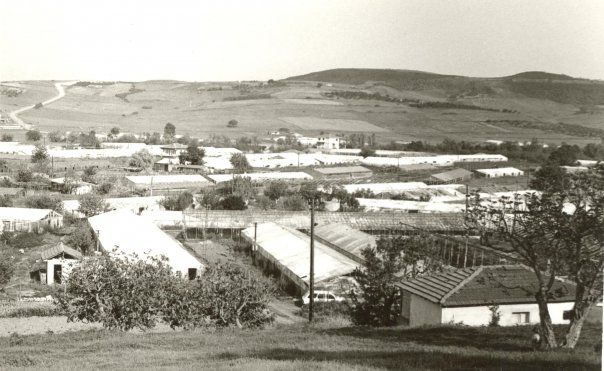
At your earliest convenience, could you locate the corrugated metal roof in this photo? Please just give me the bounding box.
[125,174,211,185]
[315,166,372,175]
[208,172,312,183]
[397,265,576,307]
[313,223,376,262]
[40,243,82,260]
[242,222,360,287]
[88,209,202,274]
[180,210,466,231]
[431,168,473,182]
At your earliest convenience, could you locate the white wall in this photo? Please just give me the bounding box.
[45,258,78,285]
[408,293,442,326]
[441,302,575,326]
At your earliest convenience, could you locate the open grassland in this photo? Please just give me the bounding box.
[2,77,602,145]
[0,322,600,369]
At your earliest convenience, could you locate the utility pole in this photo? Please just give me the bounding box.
[465,184,469,214]
[253,222,258,265]
[309,198,315,323]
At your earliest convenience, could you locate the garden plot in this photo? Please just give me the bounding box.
[280,116,388,132]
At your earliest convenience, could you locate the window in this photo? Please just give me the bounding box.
[512,312,530,324]
[318,293,326,300]
[563,310,573,320]
[327,294,336,301]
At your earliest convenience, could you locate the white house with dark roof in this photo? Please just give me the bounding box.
[396,265,576,327]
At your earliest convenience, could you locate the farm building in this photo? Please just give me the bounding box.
[30,243,82,285]
[201,146,241,157]
[241,222,359,293]
[174,210,468,235]
[316,135,342,150]
[0,207,63,233]
[396,265,576,327]
[475,167,524,178]
[576,159,599,167]
[314,166,373,180]
[88,209,203,278]
[124,174,212,193]
[429,168,473,184]
[357,198,466,213]
[361,154,507,168]
[561,166,590,173]
[159,143,187,157]
[207,172,312,184]
[203,156,234,172]
[153,157,181,172]
[50,177,94,195]
[313,223,376,264]
[398,164,436,172]
[342,182,428,195]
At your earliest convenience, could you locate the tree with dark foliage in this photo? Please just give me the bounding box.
[350,235,443,326]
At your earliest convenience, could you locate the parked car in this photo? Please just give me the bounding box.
[301,290,345,305]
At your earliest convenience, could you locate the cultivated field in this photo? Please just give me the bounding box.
[1,74,603,145]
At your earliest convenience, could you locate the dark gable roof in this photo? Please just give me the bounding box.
[431,168,473,182]
[397,265,576,307]
[40,243,83,261]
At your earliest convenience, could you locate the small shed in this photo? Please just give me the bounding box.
[429,168,473,184]
[396,265,576,327]
[30,243,82,285]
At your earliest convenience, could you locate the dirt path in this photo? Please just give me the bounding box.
[0,316,102,337]
[8,81,77,129]
[269,299,305,325]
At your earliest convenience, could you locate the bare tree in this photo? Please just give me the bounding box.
[470,166,603,349]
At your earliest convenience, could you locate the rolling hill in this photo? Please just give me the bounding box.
[1,69,603,146]
[287,68,604,106]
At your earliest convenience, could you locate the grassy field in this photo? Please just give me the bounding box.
[2,74,602,146]
[0,322,600,369]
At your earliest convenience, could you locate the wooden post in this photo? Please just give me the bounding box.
[309,198,315,323]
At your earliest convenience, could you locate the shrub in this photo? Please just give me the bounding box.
[81,166,98,183]
[1,232,45,249]
[220,195,247,210]
[264,180,289,201]
[65,222,95,254]
[25,130,42,141]
[0,195,13,207]
[129,149,154,169]
[227,119,238,128]
[0,253,15,290]
[58,256,274,331]
[489,305,501,327]
[31,143,49,164]
[15,168,33,183]
[1,134,13,142]
[97,182,113,195]
[48,131,65,142]
[25,194,63,213]
[279,195,307,211]
[160,191,194,211]
[78,193,108,217]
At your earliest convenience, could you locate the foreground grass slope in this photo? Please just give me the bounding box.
[1,322,600,369]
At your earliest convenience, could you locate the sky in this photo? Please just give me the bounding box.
[1,0,604,82]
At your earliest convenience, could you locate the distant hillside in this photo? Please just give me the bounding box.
[287,68,604,105]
